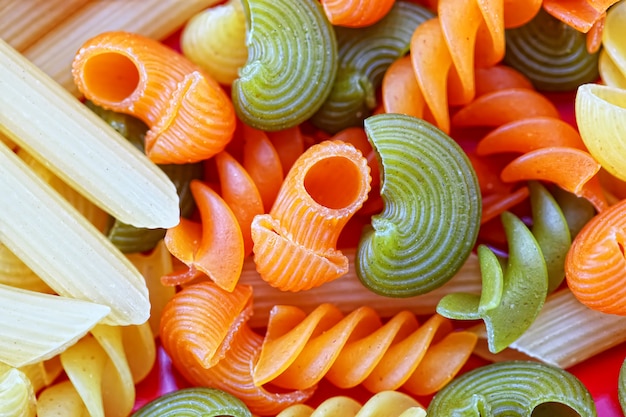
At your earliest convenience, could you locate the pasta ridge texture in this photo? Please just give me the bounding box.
[72,31,235,164]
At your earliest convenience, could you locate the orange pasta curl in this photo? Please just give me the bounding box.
[399,0,542,133]
[452,72,608,217]
[266,126,308,177]
[251,140,371,292]
[566,197,626,315]
[253,305,477,396]
[160,282,313,416]
[163,179,244,291]
[321,0,396,28]
[72,31,235,164]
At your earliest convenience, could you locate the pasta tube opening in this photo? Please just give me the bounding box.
[81,52,140,103]
[303,155,365,210]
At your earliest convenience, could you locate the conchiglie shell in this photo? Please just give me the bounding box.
[0,365,35,417]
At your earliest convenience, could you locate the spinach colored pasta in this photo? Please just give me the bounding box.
[427,360,597,416]
[310,1,434,133]
[620,357,626,415]
[503,8,599,92]
[231,0,338,131]
[356,114,481,297]
[437,184,553,353]
[131,387,252,417]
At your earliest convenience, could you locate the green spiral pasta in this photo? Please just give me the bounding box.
[131,387,252,417]
[231,0,337,131]
[427,360,597,416]
[503,8,599,92]
[310,1,434,133]
[436,183,566,353]
[356,113,481,297]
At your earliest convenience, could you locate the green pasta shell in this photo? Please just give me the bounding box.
[131,387,252,417]
[356,114,481,297]
[427,360,597,416]
[437,210,548,353]
[503,8,599,92]
[550,185,596,240]
[310,1,434,133]
[231,0,338,131]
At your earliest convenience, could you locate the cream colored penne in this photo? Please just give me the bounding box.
[471,289,626,368]
[0,0,91,52]
[237,249,482,328]
[0,141,150,326]
[0,365,35,417]
[22,0,225,95]
[0,284,109,368]
[0,39,179,229]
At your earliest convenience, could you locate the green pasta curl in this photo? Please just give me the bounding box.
[427,360,597,416]
[503,8,599,92]
[356,113,481,297]
[131,387,252,417]
[310,0,434,134]
[231,0,338,131]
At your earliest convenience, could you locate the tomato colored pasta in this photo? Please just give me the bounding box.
[72,31,236,164]
[321,0,396,28]
[251,140,371,292]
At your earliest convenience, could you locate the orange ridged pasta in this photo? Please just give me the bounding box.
[242,125,285,213]
[452,70,607,217]
[321,0,396,28]
[72,31,235,164]
[266,126,307,177]
[251,140,371,292]
[253,304,477,396]
[215,151,265,257]
[566,198,626,315]
[163,180,244,291]
[160,282,313,416]
[402,0,542,133]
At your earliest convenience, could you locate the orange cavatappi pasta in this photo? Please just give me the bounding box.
[320,0,396,28]
[250,140,371,292]
[163,179,244,291]
[72,31,236,164]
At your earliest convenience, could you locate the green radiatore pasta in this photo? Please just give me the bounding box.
[231,0,337,131]
[503,8,599,92]
[427,360,597,416]
[131,387,252,417]
[356,113,481,297]
[310,1,434,134]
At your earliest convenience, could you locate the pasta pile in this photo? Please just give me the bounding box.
[4,0,626,415]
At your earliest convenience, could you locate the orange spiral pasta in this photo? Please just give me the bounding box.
[321,0,396,28]
[566,198,626,315]
[250,140,371,292]
[160,282,312,416]
[72,31,235,164]
[451,65,607,220]
[382,0,542,133]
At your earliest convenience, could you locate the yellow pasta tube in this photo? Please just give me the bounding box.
[37,380,89,417]
[0,284,110,368]
[0,364,35,417]
[0,243,52,294]
[19,357,63,394]
[0,141,150,326]
[181,0,248,85]
[121,322,157,383]
[0,38,179,229]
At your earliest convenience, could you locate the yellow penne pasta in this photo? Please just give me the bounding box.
[0,243,52,294]
[471,289,626,368]
[0,0,90,51]
[121,323,157,384]
[0,284,110,368]
[0,39,179,229]
[19,357,63,394]
[37,380,89,417]
[238,249,482,328]
[0,364,35,417]
[0,141,150,326]
[22,0,225,95]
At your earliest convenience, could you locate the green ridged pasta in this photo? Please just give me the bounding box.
[86,101,203,253]
[550,185,596,239]
[620,357,626,415]
[231,0,337,131]
[310,1,434,133]
[131,387,252,417]
[356,114,481,297]
[427,361,597,416]
[503,8,599,92]
[437,183,567,353]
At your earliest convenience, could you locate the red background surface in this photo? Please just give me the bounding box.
[132,33,626,416]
